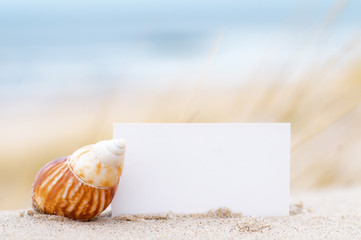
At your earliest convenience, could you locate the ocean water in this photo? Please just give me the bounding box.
[0,0,360,99]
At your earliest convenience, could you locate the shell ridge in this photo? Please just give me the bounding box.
[37,159,65,190]
[53,169,75,215]
[93,189,102,217]
[75,185,92,219]
[60,177,76,215]
[88,189,99,214]
[67,157,110,189]
[65,182,82,213]
[44,162,68,213]
[70,183,86,219]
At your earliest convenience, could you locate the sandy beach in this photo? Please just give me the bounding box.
[1,186,361,240]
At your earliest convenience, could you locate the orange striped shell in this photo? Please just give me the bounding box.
[32,156,118,220]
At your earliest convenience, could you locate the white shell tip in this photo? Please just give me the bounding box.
[113,139,126,149]
[92,139,126,167]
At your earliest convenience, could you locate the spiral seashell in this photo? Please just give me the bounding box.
[32,139,126,220]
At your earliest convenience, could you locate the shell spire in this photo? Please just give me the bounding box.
[69,139,126,188]
[32,139,126,220]
[93,139,126,168]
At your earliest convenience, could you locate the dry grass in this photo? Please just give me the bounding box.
[1,58,361,209]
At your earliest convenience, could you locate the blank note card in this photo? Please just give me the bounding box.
[112,123,290,217]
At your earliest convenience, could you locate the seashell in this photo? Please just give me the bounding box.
[32,139,126,220]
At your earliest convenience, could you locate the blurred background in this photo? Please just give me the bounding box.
[1,0,361,209]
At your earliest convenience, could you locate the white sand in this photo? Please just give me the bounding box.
[1,187,361,239]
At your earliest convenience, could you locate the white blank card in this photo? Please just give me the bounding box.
[112,123,290,216]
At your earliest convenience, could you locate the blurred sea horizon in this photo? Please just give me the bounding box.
[1,0,361,98]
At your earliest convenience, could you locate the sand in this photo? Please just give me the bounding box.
[1,187,361,240]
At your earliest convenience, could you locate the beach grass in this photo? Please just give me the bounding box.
[1,54,361,210]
